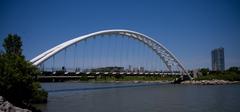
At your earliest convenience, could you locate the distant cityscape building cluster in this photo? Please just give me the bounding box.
[211,47,225,71]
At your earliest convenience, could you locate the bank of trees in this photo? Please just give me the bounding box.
[196,67,240,81]
[0,34,47,111]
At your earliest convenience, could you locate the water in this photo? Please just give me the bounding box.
[40,82,240,112]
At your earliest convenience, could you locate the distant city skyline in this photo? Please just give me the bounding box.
[0,0,240,69]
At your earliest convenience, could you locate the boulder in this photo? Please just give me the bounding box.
[181,80,239,85]
[0,96,31,112]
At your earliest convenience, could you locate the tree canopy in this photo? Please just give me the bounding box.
[0,34,47,111]
[3,34,23,56]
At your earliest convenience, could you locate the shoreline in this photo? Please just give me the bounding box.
[65,80,174,84]
[63,79,240,85]
[181,79,240,85]
[0,96,31,112]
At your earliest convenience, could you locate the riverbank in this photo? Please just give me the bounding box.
[181,79,240,85]
[94,79,240,85]
[42,74,240,85]
[66,79,174,85]
[92,75,177,82]
[87,80,173,84]
[68,79,240,85]
[0,96,31,112]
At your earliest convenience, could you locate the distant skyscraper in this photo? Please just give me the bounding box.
[211,47,225,71]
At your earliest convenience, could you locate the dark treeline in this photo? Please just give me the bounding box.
[196,67,240,81]
[0,34,47,112]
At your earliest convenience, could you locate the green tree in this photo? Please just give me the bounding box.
[0,34,47,111]
[3,34,23,56]
[227,67,239,72]
[199,68,209,76]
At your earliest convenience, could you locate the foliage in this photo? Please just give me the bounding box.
[3,34,23,56]
[199,68,209,76]
[30,82,48,104]
[227,66,239,72]
[0,34,47,111]
[95,75,178,81]
[195,68,240,81]
[79,75,90,81]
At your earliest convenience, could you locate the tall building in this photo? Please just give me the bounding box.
[211,47,225,71]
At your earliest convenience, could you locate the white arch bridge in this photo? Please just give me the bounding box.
[31,29,192,79]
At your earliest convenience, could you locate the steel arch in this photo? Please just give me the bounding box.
[30,29,191,78]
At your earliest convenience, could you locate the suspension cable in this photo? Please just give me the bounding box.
[113,35,117,68]
[82,40,86,72]
[92,37,95,70]
[106,36,110,67]
[74,44,77,72]
[52,55,55,72]
[119,36,122,68]
[126,37,130,72]
[99,36,102,69]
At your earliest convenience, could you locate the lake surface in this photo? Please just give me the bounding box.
[40,82,240,112]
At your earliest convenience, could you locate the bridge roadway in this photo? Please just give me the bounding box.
[38,71,184,82]
[41,71,182,76]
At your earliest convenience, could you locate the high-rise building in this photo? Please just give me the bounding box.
[211,47,225,71]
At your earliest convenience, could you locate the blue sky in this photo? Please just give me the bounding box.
[0,0,240,69]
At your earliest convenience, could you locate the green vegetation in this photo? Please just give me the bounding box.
[95,75,178,81]
[0,34,47,111]
[199,68,210,76]
[79,75,90,81]
[195,67,240,81]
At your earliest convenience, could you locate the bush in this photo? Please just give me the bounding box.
[0,53,48,109]
[0,34,48,110]
[195,71,240,81]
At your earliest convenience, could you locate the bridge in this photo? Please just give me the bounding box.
[30,29,192,81]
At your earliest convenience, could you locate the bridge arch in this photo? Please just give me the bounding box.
[30,29,191,78]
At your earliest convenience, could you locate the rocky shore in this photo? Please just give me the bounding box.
[0,96,31,112]
[181,80,240,85]
[75,80,174,84]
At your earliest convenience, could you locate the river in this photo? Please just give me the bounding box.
[39,82,240,112]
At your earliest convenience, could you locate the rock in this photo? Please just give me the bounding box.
[133,81,140,83]
[181,80,240,85]
[0,96,31,112]
[0,96,3,106]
